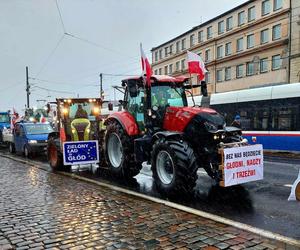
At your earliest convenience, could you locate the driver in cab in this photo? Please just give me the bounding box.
[75,104,88,119]
[151,88,168,107]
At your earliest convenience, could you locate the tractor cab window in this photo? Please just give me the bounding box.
[0,114,10,123]
[151,85,185,108]
[127,88,145,131]
[67,102,98,121]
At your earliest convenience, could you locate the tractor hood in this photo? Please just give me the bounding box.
[163,106,223,132]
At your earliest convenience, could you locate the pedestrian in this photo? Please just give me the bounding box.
[231,115,241,128]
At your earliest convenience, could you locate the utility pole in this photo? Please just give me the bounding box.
[99,73,103,99]
[26,66,30,108]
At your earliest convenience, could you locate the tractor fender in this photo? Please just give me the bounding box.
[48,131,59,140]
[152,131,183,143]
[104,111,139,136]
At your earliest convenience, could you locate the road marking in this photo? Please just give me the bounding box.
[284,184,293,188]
[1,153,300,248]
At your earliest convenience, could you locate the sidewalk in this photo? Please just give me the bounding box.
[0,156,298,250]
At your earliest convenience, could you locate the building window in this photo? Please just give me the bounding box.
[205,49,211,62]
[237,37,243,52]
[246,62,255,75]
[176,41,180,53]
[181,39,186,50]
[272,24,281,40]
[181,59,186,70]
[218,21,225,34]
[159,68,162,75]
[274,0,283,10]
[154,69,158,75]
[207,26,213,39]
[238,11,245,26]
[262,0,271,16]
[217,69,223,82]
[272,55,281,70]
[248,6,256,22]
[247,34,254,49]
[217,45,223,59]
[225,42,232,56]
[205,72,210,83]
[169,44,173,55]
[260,58,268,73]
[155,51,158,62]
[236,64,243,78]
[169,64,173,74]
[225,67,231,81]
[165,47,168,57]
[164,65,168,75]
[176,61,180,71]
[159,49,162,59]
[226,16,233,31]
[190,34,195,47]
[198,31,204,43]
[261,29,269,44]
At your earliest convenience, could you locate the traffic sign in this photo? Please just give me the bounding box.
[63,140,99,165]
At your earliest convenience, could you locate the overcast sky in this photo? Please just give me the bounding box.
[0,0,246,111]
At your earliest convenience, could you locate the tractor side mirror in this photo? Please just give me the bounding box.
[201,81,208,97]
[127,80,138,98]
[108,102,113,111]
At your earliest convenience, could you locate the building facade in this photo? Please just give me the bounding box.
[151,0,300,95]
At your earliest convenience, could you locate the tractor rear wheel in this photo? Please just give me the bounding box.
[151,138,198,195]
[48,137,70,172]
[105,121,142,178]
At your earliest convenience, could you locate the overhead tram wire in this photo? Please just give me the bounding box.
[35,34,65,77]
[55,0,67,33]
[34,86,75,95]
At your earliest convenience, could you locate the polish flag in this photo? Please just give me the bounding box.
[187,50,207,81]
[140,43,153,87]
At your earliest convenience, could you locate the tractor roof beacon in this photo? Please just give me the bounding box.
[104,75,245,196]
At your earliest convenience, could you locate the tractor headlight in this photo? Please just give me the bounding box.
[63,108,69,115]
[29,140,37,144]
[87,128,90,133]
[93,106,100,114]
[213,135,219,140]
[72,128,76,134]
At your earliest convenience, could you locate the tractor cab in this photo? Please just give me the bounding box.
[54,98,102,142]
[122,75,191,133]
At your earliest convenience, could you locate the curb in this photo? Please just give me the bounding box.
[2,153,300,248]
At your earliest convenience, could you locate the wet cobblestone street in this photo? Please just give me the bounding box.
[0,157,294,249]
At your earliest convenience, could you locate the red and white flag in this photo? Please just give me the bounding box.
[140,43,153,87]
[187,50,207,81]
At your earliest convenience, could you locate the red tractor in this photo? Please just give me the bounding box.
[104,75,245,195]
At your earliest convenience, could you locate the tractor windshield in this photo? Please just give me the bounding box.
[151,85,186,107]
[67,102,99,121]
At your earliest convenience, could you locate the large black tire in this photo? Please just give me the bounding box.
[48,137,70,171]
[151,138,198,195]
[105,121,142,179]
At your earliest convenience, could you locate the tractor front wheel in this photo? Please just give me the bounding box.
[151,139,198,196]
[48,138,70,171]
[105,121,142,179]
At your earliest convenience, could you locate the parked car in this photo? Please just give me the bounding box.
[10,122,54,157]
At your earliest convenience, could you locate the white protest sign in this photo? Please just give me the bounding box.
[223,144,264,187]
[288,169,300,201]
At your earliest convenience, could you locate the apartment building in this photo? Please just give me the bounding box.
[151,0,300,94]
